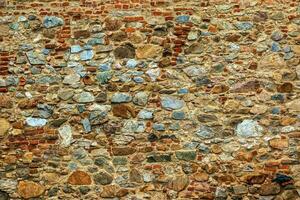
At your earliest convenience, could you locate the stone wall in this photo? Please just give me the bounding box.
[0,0,299,199]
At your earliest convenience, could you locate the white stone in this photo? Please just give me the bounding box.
[58,124,73,147]
[236,119,263,138]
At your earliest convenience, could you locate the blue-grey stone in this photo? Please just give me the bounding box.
[89,111,107,125]
[26,117,47,127]
[271,93,285,101]
[96,71,113,84]
[271,31,283,41]
[43,16,64,28]
[63,73,80,85]
[161,96,185,110]
[83,45,93,50]
[183,65,207,77]
[235,22,253,30]
[236,119,263,138]
[228,43,240,52]
[87,38,105,46]
[176,15,190,23]
[73,148,87,160]
[37,104,53,119]
[169,122,180,130]
[133,76,144,83]
[58,124,73,147]
[133,92,149,106]
[93,33,105,38]
[271,42,281,52]
[195,126,214,139]
[153,123,165,131]
[197,143,210,153]
[20,44,33,51]
[73,92,95,103]
[111,93,132,103]
[172,111,185,120]
[81,118,91,133]
[178,88,189,94]
[126,59,138,68]
[36,76,60,84]
[26,51,46,65]
[42,48,51,55]
[70,45,82,53]
[30,66,41,74]
[18,16,27,22]
[68,162,78,170]
[77,104,85,113]
[99,63,111,71]
[146,68,161,81]
[80,50,94,61]
[122,120,145,133]
[283,46,291,53]
[28,15,36,20]
[284,52,294,60]
[137,110,153,119]
[271,107,281,114]
[5,76,19,86]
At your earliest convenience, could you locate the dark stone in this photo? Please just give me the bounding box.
[159,135,177,140]
[94,157,108,167]
[147,153,172,162]
[148,133,158,142]
[271,93,285,102]
[48,187,59,197]
[96,92,107,103]
[272,173,293,186]
[0,190,9,200]
[114,44,135,59]
[79,186,90,195]
[195,77,213,86]
[175,151,197,161]
[102,121,121,135]
[93,171,113,185]
[197,114,218,123]
[62,185,75,194]
[111,31,127,41]
[49,118,67,127]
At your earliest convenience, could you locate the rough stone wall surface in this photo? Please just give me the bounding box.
[0,0,299,199]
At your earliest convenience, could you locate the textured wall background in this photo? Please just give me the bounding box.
[0,0,300,199]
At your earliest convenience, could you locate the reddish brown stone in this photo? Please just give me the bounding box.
[18,99,38,109]
[112,104,136,119]
[73,30,90,39]
[230,80,260,93]
[194,172,209,182]
[259,183,281,196]
[0,95,13,108]
[67,170,92,185]
[104,18,122,31]
[17,181,45,199]
[277,82,293,93]
[243,174,266,184]
[167,174,189,191]
[112,147,136,156]
[269,138,289,149]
